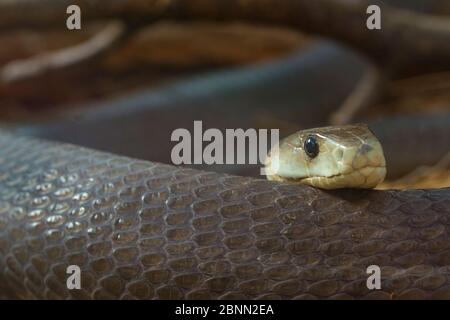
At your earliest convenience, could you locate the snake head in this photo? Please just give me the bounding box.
[265,124,386,189]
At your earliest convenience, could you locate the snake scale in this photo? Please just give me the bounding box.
[0,130,450,300]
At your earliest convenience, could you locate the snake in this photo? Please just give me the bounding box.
[1,42,450,299]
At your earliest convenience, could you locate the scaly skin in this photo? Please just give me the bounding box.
[0,131,450,299]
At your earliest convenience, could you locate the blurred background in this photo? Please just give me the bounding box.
[1,0,450,189]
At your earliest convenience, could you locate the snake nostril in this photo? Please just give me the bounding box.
[359,143,373,155]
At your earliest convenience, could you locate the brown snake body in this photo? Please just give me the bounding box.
[0,131,449,299]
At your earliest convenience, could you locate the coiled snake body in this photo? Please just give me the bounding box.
[0,129,449,300]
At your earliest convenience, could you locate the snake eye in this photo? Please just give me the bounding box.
[304,135,319,158]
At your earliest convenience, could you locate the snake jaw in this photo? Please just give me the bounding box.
[265,124,387,189]
[293,165,387,189]
[265,161,386,189]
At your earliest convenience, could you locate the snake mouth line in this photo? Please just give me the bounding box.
[270,164,387,187]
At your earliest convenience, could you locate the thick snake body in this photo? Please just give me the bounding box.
[0,131,450,300]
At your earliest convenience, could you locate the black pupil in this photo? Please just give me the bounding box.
[304,136,319,158]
